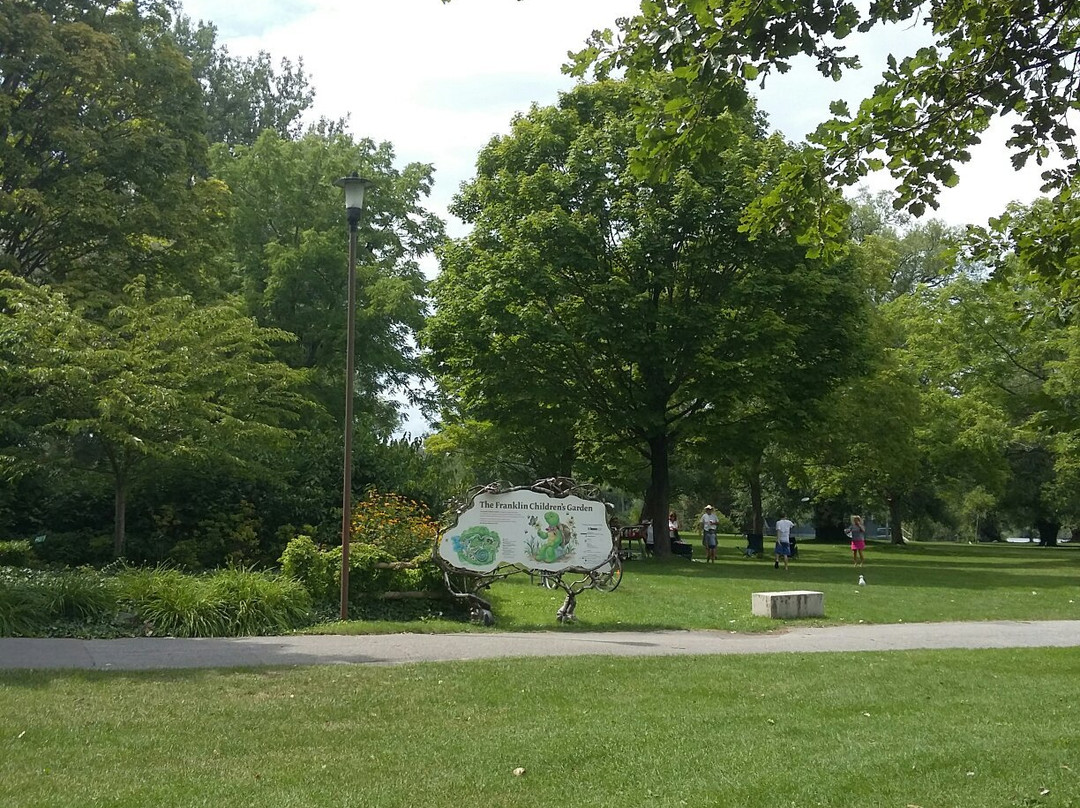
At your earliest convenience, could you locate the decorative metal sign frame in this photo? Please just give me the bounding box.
[434,477,622,624]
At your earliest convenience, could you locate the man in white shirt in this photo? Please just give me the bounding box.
[774,513,796,570]
[701,505,719,563]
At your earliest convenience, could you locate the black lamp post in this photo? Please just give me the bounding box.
[334,172,371,621]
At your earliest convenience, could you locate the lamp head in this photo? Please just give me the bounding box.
[334,173,372,226]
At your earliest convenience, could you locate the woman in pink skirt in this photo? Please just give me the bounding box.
[846,515,866,566]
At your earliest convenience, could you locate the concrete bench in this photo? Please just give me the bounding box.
[752,590,824,619]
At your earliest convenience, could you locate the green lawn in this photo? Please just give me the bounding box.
[2,648,1077,807]
[311,538,1080,634]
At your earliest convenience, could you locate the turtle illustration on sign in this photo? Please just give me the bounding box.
[526,511,577,563]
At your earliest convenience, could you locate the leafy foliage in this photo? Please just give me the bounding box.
[172,12,316,146]
[0,564,314,638]
[0,1,447,569]
[575,1,1080,212]
[0,273,310,555]
[0,540,33,566]
[210,128,444,432]
[0,566,119,636]
[0,0,227,300]
[279,534,336,605]
[970,186,1080,310]
[279,521,444,613]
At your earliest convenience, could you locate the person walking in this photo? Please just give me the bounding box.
[846,515,867,566]
[774,513,795,570]
[701,505,719,563]
[777,512,794,566]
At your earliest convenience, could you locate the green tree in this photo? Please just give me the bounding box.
[795,197,1008,544]
[0,0,228,301]
[210,128,444,434]
[424,415,579,488]
[0,272,309,556]
[894,270,1075,544]
[848,191,965,304]
[424,80,866,554]
[171,13,316,146]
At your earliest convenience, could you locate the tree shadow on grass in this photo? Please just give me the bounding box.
[624,547,1078,591]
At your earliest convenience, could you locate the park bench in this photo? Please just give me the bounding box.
[616,524,649,559]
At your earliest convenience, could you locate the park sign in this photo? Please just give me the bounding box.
[437,487,613,575]
[435,478,621,624]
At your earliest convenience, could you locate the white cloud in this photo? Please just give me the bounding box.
[180,0,1056,234]
[184,0,318,38]
[181,0,640,239]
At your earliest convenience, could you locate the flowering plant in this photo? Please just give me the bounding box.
[351,489,439,562]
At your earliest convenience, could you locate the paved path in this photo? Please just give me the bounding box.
[1,620,1078,671]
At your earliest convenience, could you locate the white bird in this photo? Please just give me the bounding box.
[858,575,866,586]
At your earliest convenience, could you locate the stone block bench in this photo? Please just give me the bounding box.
[752,590,824,619]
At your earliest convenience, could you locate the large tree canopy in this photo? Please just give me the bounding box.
[0,0,221,298]
[424,79,867,550]
[0,2,451,566]
[210,128,445,433]
[172,12,316,147]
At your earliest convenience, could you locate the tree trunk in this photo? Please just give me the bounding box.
[1035,518,1060,547]
[646,433,671,557]
[747,452,764,535]
[555,443,576,478]
[889,497,904,544]
[812,501,849,542]
[113,474,127,558]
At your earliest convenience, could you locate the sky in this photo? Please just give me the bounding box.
[179,0,1056,235]
[177,0,1057,434]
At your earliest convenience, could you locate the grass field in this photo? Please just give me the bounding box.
[2,540,1077,806]
[310,538,1080,634]
[2,648,1078,807]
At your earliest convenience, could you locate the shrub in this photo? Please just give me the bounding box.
[351,489,439,561]
[115,565,313,637]
[715,511,737,535]
[0,569,48,636]
[30,531,114,566]
[278,534,446,613]
[280,534,335,606]
[389,548,443,592]
[166,539,203,571]
[116,566,228,637]
[0,563,314,638]
[194,501,262,567]
[0,540,34,567]
[0,567,118,636]
[38,568,118,621]
[208,567,312,635]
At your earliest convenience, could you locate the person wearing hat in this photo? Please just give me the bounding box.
[701,505,719,563]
